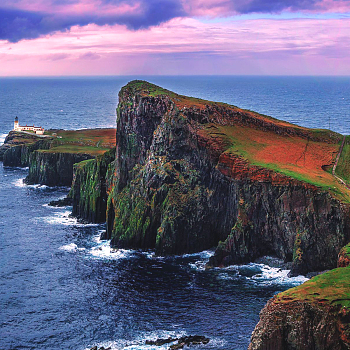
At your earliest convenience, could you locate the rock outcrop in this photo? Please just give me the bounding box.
[25,150,94,187]
[100,80,350,275]
[249,267,350,350]
[338,243,350,268]
[68,148,116,222]
[0,131,51,167]
[0,128,115,187]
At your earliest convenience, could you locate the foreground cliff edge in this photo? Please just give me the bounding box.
[2,80,350,349]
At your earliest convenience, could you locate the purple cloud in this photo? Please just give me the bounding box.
[0,0,185,42]
[232,0,318,13]
[0,0,348,43]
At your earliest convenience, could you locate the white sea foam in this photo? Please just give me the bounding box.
[84,330,188,350]
[143,251,156,259]
[59,243,85,252]
[13,178,26,187]
[92,231,105,243]
[248,263,308,286]
[13,178,49,189]
[88,239,135,260]
[38,210,99,227]
[187,250,215,271]
[0,133,8,145]
[181,250,215,259]
[215,262,308,286]
[187,251,308,286]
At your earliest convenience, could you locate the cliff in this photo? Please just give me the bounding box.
[0,128,115,186]
[99,80,350,276]
[0,131,51,167]
[25,151,95,187]
[249,267,350,350]
[68,148,116,222]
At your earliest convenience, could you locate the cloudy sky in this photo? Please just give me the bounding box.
[0,0,349,75]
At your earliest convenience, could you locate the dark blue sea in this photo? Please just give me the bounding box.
[0,76,348,350]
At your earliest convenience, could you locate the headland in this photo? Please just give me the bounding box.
[2,80,350,349]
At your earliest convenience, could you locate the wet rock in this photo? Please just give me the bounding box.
[48,197,73,207]
[145,335,210,349]
[145,337,176,346]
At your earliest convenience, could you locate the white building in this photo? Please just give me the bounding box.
[14,117,45,135]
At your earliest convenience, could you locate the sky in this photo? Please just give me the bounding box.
[0,0,349,76]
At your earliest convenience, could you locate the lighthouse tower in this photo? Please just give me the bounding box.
[14,116,19,131]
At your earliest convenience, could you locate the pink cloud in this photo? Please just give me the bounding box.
[0,17,349,75]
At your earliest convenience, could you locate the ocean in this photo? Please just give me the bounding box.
[0,76,348,350]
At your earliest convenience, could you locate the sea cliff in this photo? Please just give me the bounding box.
[3,81,350,349]
[249,265,350,350]
[0,129,115,186]
[68,148,116,222]
[96,80,350,276]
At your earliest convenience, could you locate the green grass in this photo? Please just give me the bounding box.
[39,128,115,157]
[276,267,350,309]
[121,81,350,202]
[39,145,109,156]
[203,123,350,202]
[335,135,350,185]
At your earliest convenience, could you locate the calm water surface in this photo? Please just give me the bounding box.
[0,76,348,350]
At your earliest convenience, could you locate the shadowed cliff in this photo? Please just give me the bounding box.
[96,80,350,276]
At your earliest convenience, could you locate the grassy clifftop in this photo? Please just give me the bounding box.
[277,267,350,308]
[42,128,116,156]
[121,80,349,203]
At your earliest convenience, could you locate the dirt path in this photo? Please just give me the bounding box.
[332,135,350,189]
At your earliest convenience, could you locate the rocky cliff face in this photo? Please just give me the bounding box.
[338,243,350,268]
[25,150,94,187]
[0,131,51,167]
[68,148,116,222]
[103,80,350,275]
[0,129,115,187]
[249,267,350,350]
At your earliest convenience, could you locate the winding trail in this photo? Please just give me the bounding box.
[332,135,350,190]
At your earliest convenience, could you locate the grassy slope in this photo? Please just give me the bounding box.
[41,128,116,156]
[276,267,350,309]
[207,124,349,201]
[125,80,350,203]
[335,135,350,185]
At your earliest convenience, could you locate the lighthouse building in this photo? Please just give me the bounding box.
[14,117,45,135]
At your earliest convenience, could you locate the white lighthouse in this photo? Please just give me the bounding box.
[14,116,19,131]
[13,117,45,135]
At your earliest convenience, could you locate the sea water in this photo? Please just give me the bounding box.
[0,76,348,350]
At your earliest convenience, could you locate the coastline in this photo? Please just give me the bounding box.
[2,80,350,349]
